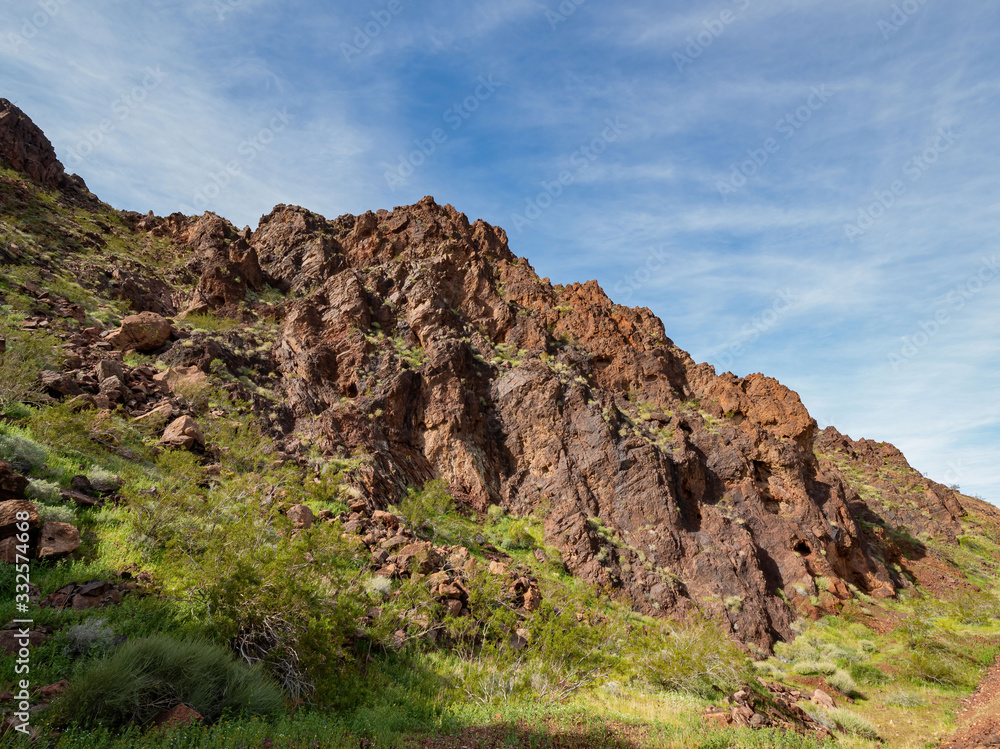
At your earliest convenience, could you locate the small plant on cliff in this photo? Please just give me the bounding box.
[394,479,454,536]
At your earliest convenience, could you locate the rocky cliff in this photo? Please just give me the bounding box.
[2,98,995,650]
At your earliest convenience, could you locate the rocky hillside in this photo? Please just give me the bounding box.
[2,96,997,659]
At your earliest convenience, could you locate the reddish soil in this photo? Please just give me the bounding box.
[940,654,1000,748]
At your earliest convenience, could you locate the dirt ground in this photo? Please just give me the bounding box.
[940,654,1000,748]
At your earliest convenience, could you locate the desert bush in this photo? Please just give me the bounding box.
[0,430,49,470]
[394,479,454,535]
[792,661,836,676]
[885,690,925,708]
[63,618,116,659]
[825,669,859,697]
[643,618,748,697]
[0,315,64,412]
[849,661,889,685]
[825,708,880,740]
[38,503,76,525]
[54,635,285,728]
[501,519,535,550]
[26,478,62,503]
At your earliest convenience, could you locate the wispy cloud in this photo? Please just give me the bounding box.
[3,0,999,501]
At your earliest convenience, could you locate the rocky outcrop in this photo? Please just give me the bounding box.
[0,99,67,188]
[3,97,989,651]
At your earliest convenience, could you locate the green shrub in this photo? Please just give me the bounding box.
[643,619,748,697]
[792,660,836,676]
[501,519,535,550]
[63,618,116,659]
[0,315,64,412]
[826,669,859,697]
[849,661,889,685]
[826,708,880,740]
[54,635,285,728]
[885,690,925,708]
[38,504,76,525]
[394,479,454,533]
[0,431,49,470]
[25,478,61,503]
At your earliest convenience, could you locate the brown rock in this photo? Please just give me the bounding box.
[107,312,172,352]
[811,689,835,709]
[159,416,205,450]
[396,542,440,574]
[523,585,542,612]
[372,510,399,529]
[0,463,29,501]
[37,522,80,559]
[488,560,509,576]
[153,366,209,396]
[136,401,175,423]
[0,499,38,538]
[150,704,203,729]
[94,359,124,383]
[36,680,70,700]
[443,599,463,617]
[0,628,48,655]
[286,504,314,530]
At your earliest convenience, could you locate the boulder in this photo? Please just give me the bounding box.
[811,689,836,709]
[94,359,124,383]
[159,416,205,450]
[150,704,203,729]
[286,504,314,530]
[0,500,38,538]
[396,542,441,574]
[153,366,209,396]
[36,522,80,559]
[107,312,172,352]
[0,463,29,501]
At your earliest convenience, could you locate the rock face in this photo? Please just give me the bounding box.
[4,101,990,650]
[0,99,67,188]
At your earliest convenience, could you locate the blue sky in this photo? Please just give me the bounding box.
[2,0,998,503]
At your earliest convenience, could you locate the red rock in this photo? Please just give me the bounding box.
[150,704,203,729]
[0,463,30,502]
[107,311,173,352]
[36,680,70,700]
[286,504,314,530]
[36,522,80,559]
[0,499,38,538]
[159,415,205,450]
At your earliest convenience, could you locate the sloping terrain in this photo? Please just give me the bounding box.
[2,98,1000,748]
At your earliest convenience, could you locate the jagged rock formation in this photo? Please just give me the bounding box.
[2,101,996,650]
